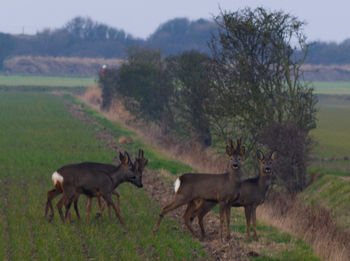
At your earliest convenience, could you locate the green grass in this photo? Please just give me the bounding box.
[312,81,350,95]
[310,95,350,158]
[0,75,95,87]
[303,173,350,229]
[0,91,205,260]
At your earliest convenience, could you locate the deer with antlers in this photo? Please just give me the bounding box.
[185,150,276,241]
[153,138,244,241]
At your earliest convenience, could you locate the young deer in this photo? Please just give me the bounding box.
[45,151,143,223]
[153,138,244,241]
[185,150,276,241]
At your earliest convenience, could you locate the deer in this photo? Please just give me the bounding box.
[44,151,144,223]
[93,149,148,219]
[153,138,244,241]
[184,150,276,241]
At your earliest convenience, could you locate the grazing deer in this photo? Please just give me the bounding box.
[45,151,143,223]
[185,150,276,241]
[153,138,244,241]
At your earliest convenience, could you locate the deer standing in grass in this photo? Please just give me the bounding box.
[153,138,244,241]
[94,149,148,219]
[185,150,276,241]
[45,151,144,223]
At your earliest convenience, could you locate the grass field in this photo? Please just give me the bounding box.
[312,81,350,95]
[0,75,95,87]
[0,91,321,260]
[0,92,205,260]
[311,95,350,158]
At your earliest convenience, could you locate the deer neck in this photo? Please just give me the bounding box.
[228,167,241,182]
[258,171,271,192]
[109,166,125,189]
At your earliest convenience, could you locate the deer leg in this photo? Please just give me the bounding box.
[95,196,104,219]
[103,194,123,224]
[225,205,231,240]
[153,195,188,234]
[45,187,62,222]
[73,194,80,220]
[112,190,121,212]
[56,195,66,223]
[252,206,258,241]
[183,201,198,238]
[244,206,252,241]
[218,202,227,242]
[64,194,75,222]
[198,208,209,239]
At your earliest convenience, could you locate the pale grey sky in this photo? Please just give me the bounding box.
[1,0,349,42]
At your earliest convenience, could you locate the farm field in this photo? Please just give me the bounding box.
[0,92,205,260]
[312,81,350,95]
[0,91,321,260]
[311,95,350,159]
[0,75,95,88]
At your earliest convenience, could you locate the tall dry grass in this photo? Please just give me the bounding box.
[259,191,350,261]
[81,87,226,173]
[80,87,350,261]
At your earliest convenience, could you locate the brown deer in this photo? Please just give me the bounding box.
[153,138,244,241]
[185,150,276,241]
[93,149,148,219]
[45,151,143,223]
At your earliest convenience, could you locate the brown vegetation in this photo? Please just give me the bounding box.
[80,87,350,261]
[3,56,124,76]
[259,191,350,261]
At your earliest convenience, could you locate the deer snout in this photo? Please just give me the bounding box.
[265,167,271,173]
[232,163,239,169]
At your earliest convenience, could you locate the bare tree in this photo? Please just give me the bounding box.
[207,7,317,192]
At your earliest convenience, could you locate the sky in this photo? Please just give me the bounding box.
[1,0,349,42]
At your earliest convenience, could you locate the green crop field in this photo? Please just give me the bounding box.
[0,75,95,88]
[0,91,320,260]
[0,92,205,260]
[311,95,350,159]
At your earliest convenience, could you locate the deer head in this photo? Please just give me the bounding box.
[257,150,277,176]
[118,151,143,188]
[226,137,245,170]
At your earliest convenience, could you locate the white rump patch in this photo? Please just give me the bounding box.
[52,171,64,185]
[174,178,181,193]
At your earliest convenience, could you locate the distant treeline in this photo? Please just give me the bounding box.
[1,16,350,69]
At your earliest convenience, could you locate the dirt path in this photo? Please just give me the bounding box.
[65,101,261,261]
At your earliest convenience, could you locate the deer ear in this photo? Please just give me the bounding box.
[270,151,277,161]
[119,152,124,162]
[257,150,264,161]
[240,146,246,156]
[123,151,130,164]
